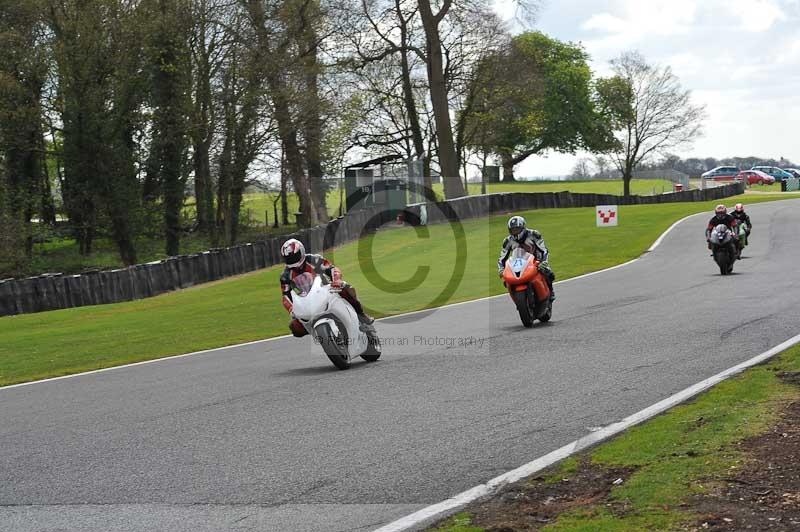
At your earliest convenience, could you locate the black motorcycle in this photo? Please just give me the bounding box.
[708,224,737,275]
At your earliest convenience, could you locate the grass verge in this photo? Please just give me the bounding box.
[430,343,800,531]
[0,193,791,386]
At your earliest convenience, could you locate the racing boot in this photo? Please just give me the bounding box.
[358,314,376,334]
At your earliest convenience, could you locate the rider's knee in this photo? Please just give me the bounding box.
[289,319,308,337]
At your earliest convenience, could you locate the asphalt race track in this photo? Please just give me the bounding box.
[2,199,799,532]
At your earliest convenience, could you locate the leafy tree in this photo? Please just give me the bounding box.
[463,31,614,182]
[143,0,192,256]
[0,0,51,261]
[48,0,145,263]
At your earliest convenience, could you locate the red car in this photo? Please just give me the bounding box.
[734,170,775,185]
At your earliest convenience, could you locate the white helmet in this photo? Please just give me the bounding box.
[507,215,526,237]
[280,239,306,268]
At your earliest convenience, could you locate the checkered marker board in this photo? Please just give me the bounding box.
[596,205,618,227]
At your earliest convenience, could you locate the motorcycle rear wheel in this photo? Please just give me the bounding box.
[538,300,552,323]
[361,330,381,362]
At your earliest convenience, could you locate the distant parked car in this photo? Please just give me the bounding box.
[733,170,775,185]
[701,166,739,180]
[785,168,800,178]
[751,166,794,181]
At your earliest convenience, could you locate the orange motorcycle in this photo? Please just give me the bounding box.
[502,248,553,327]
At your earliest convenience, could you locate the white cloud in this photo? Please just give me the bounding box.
[496,0,800,173]
[581,13,627,33]
[579,0,697,37]
[727,0,786,32]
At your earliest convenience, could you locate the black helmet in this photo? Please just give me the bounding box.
[280,238,306,268]
[508,216,526,237]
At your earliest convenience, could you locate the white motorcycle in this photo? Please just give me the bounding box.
[290,272,381,370]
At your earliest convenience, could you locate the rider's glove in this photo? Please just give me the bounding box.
[331,267,343,290]
[497,269,504,278]
[538,260,551,274]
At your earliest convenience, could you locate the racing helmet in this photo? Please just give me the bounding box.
[714,204,727,216]
[281,239,306,268]
[734,203,744,212]
[508,216,526,237]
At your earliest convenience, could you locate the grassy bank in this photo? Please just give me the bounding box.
[431,343,800,531]
[21,179,678,279]
[0,193,790,386]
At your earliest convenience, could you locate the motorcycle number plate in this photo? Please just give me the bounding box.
[511,258,526,272]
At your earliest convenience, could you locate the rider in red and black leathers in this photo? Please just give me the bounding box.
[280,245,373,337]
[705,212,737,234]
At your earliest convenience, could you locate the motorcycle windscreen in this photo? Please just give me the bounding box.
[509,247,532,276]
[292,272,315,296]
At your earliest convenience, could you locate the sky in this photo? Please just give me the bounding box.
[493,0,800,178]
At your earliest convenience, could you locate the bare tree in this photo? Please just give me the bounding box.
[570,158,592,180]
[593,155,611,178]
[417,0,465,198]
[599,51,706,196]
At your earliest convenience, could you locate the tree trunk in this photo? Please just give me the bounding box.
[228,177,244,245]
[623,165,633,197]
[480,152,488,195]
[38,128,57,225]
[190,0,214,234]
[397,0,428,197]
[501,152,516,182]
[417,0,465,199]
[151,0,190,257]
[216,129,232,245]
[191,71,213,233]
[280,153,289,225]
[246,0,317,227]
[300,17,329,225]
[192,136,212,232]
[270,72,317,227]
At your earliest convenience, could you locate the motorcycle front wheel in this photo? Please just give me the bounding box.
[315,322,350,370]
[511,290,534,327]
[714,250,730,276]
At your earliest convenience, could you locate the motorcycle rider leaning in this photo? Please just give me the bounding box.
[279,239,374,338]
[705,204,740,254]
[730,203,752,235]
[498,216,556,301]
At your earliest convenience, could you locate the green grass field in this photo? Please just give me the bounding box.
[453,179,676,197]
[239,179,678,225]
[0,193,789,386]
[20,179,679,278]
[432,343,800,531]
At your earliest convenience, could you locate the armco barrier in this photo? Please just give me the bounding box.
[0,183,743,317]
[402,182,744,225]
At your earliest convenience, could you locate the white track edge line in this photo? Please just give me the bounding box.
[0,335,293,391]
[1,209,700,391]
[374,331,800,532]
